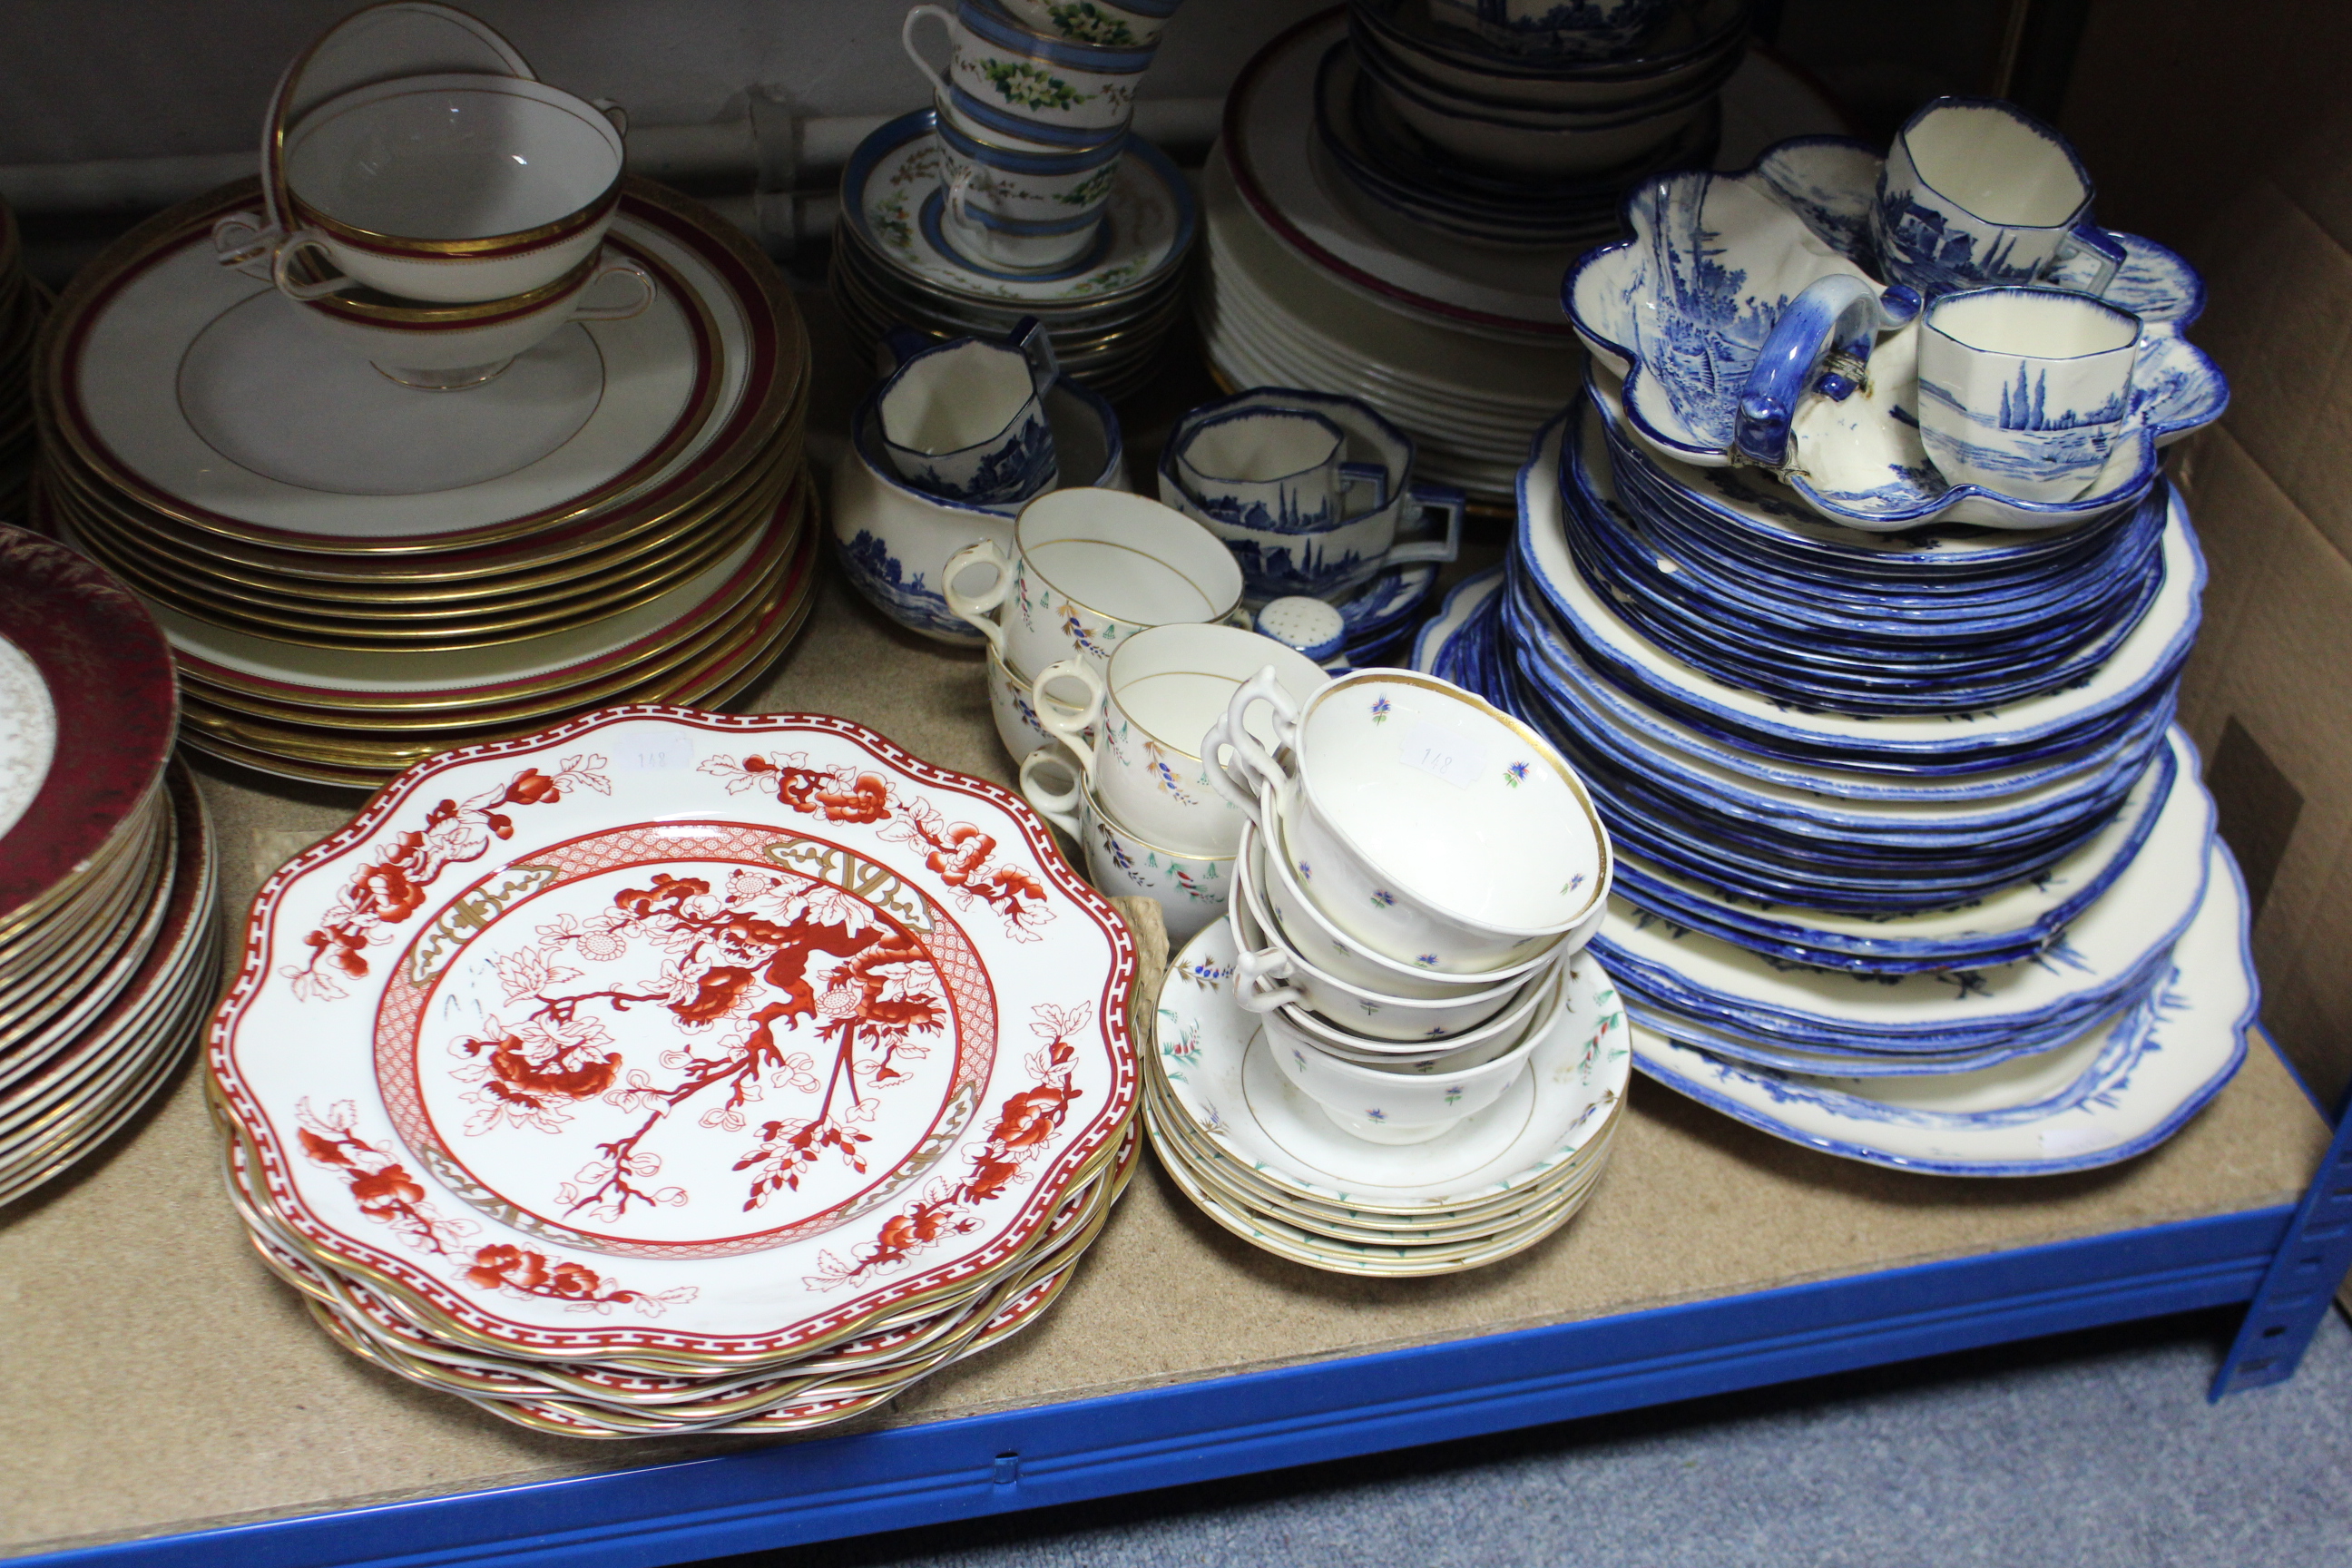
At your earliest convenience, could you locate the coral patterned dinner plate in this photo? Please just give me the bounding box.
[0,526,177,932]
[210,709,1135,1364]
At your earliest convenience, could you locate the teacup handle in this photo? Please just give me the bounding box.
[1232,948,1305,1014]
[1201,666,1298,822]
[592,98,630,139]
[270,227,356,301]
[1731,275,1924,470]
[1338,461,1391,518]
[1382,481,1466,568]
[1032,656,1106,787]
[945,162,986,229]
[569,259,657,322]
[902,5,956,95]
[211,211,282,279]
[1008,314,1061,397]
[942,538,1013,655]
[2052,221,2128,299]
[1018,750,1084,838]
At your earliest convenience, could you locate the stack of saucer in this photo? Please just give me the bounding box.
[1144,918,1627,1277]
[1139,668,1626,1273]
[208,709,1140,1436]
[1,528,220,1207]
[34,177,816,790]
[832,108,1195,403]
[0,200,43,519]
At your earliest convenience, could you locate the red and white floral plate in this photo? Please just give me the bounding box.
[211,709,1139,1381]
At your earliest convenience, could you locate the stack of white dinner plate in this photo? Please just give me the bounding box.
[1,526,220,1207]
[33,178,818,789]
[208,709,1140,1436]
[1200,8,1845,508]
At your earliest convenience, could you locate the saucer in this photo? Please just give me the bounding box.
[840,109,1193,308]
[1629,839,2251,1174]
[1152,919,1629,1212]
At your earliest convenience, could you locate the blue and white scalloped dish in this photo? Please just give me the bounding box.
[1563,136,2229,531]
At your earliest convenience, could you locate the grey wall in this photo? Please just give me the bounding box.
[0,0,1338,166]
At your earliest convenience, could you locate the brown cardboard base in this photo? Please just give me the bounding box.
[0,569,2331,1558]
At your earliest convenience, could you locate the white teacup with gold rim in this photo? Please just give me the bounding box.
[944,487,1244,676]
[1034,622,1329,858]
[262,73,628,305]
[1208,669,1612,975]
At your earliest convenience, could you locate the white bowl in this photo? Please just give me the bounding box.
[1230,863,1535,1041]
[1264,965,1560,1143]
[282,74,625,304]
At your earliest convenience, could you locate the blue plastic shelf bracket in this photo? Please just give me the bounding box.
[2211,1092,2352,1397]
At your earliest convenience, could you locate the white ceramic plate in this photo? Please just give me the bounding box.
[1629,838,2250,1174]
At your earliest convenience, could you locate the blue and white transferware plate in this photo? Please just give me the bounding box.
[1412,564,1506,675]
[1516,408,2203,769]
[842,108,1194,306]
[1591,734,2215,1054]
[1627,839,2252,1174]
[1150,919,1628,1211]
[1563,137,2228,528]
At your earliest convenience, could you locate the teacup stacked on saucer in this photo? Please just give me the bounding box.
[0,199,46,519]
[31,5,817,789]
[830,1,1197,398]
[1139,667,1627,1275]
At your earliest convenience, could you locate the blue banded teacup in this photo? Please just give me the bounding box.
[999,0,1184,49]
[936,107,1126,270]
[903,0,1152,151]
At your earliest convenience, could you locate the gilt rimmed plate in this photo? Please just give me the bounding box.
[46,180,804,553]
[1629,838,2250,1175]
[0,527,177,933]
[209,709,1135,1363]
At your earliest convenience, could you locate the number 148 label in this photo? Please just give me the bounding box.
[1400,720,1487,789]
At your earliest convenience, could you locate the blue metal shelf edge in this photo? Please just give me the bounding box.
[24,1204,2294,1568]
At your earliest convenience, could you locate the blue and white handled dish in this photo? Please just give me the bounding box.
[1563,135,2228,530]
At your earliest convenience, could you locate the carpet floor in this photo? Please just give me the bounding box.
[709,1305,2352,1567]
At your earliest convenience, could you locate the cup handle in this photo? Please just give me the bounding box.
[942,538,1013,655]
[901,5,956,95]
[211,211,281,278]
[1382,481,1466,567]
[1338,460,1391,517]
[568,259,657,321]
[945,162,984,228]
[1032,656,1105,787]
[1232,952,1304,1014]
[1018,750,1084,838]
[270,228,356,301]
[592,98,630,139]
[1009,314,1062,396]
[1731,275,1924,469]
[1202,666,1298,820]
[2053,221,2128,299]
[879,325,936,373]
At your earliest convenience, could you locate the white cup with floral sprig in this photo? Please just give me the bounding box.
[1020,750,1231,942]
[999,0,1184,48]
[904,0,1152,150]
[944,487,1245,678]
[1033,622,1330,857]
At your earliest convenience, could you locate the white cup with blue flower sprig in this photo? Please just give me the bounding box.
[903,0,1154,150]
[1916,286,2142,505]
[876,316,1060,505]
[935,105,1128,271]
[999,0,1184,49]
